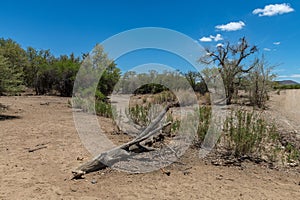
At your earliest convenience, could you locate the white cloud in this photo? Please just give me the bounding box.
[214,34,223,41]
[263,48,271,51]
[279,74,300,78]
[199,34,223,42]
[278,75,288,78]
[273,42,281,45]
[215,21,245,31]
[216,43,224,47]
[199,36,213,42]
[253,3,294,17]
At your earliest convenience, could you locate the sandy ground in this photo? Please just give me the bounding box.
[0,93,300,199]
[267,89,300,135]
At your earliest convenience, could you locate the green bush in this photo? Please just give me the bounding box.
[153,91,177,104]
[127,104,151,126]
[72,97,94,112]
[95,100,115,118]
[72,96,115,118]
[285,143,300,163]
[223,109,273,157]
[197,106,212,142]
[166,111,180,134]
[134,83,168,95]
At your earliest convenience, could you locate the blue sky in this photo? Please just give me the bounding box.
[1,0,300,82]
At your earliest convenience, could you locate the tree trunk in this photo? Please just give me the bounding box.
[72,102,178,179]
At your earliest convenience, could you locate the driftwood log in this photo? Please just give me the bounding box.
[72,103,178,179]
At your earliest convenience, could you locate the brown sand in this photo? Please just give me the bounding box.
[0,94,299,199]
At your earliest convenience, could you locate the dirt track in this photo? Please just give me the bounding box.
[0,94,300,199]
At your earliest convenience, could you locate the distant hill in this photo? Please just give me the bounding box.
[276,80,300,85]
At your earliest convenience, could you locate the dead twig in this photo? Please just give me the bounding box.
[28,145,47,152]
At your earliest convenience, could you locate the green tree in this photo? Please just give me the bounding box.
[118,71,137,93]
[0,55,23,94]
[0,38,28,71]
[73,44,121,117]
[25,48,80,96]
[184,71,208,94]
[98,61,120,96]
[74,45,116,98]
[246,56,275,108]
[53,54,80,96]
[31,49,56,95]
[0,38,25,94]
[25,47,40,88]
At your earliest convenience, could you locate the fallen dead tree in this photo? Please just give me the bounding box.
[72,102,178,179]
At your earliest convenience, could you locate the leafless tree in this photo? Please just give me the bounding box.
[199,37,258,104]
